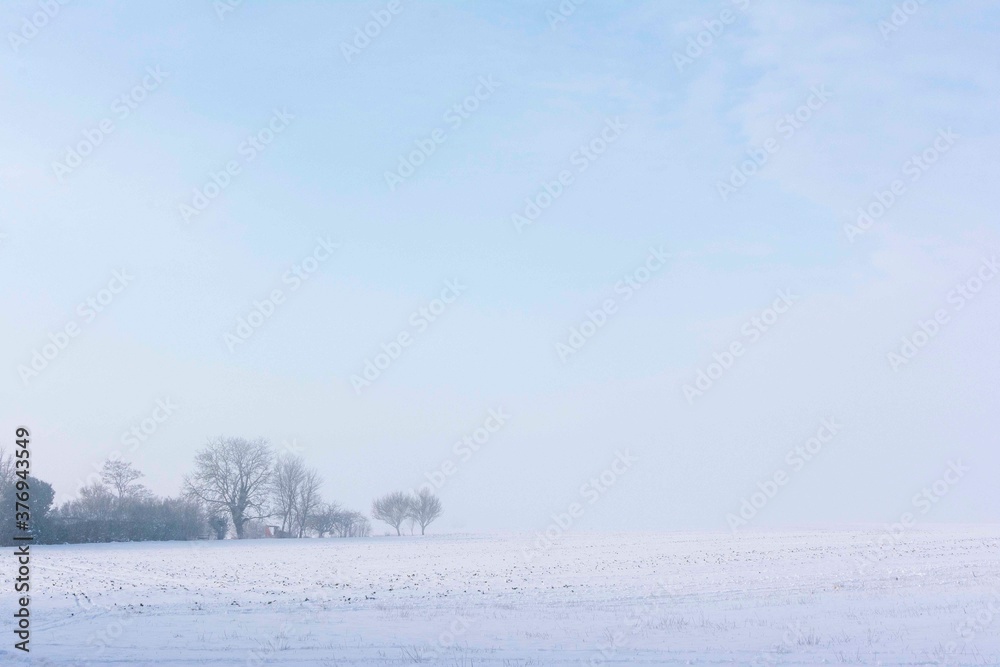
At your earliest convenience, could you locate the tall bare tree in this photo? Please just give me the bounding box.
[408,488,443,535]
[101,459,146,499]
[371,491,411,535]
[271,454,306,534]
[293,468,323,538]
[184,436,273,539]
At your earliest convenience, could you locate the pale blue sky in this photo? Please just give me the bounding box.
[2,0,998,532]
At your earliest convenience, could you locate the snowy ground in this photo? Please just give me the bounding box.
[4,528,1000,666]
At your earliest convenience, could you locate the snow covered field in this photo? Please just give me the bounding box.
[6,528,1000,666]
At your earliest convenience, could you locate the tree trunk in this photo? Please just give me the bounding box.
[395,525,401,536]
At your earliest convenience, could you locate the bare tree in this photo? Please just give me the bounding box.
[347,512,371,537]
[408,488,443,535]
[309,502,340,537]
[77,481,116,516]
[338,510,371,537]
[371,491,411,535]
[183,436,273,539]
[271,455,306,534]
[325,508,370,537]
[293,468,323,538]
[101,460,146,499]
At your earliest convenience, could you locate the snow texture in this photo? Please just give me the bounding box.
[5,528,1000,665]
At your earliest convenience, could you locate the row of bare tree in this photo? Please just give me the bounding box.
[2,438,444,543]
[183,436,442,539]
[371,489,443,535]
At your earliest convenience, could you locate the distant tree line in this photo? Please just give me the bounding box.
[0,455,205,545]
[0,436,442,544]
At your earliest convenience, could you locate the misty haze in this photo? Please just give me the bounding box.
[2,1,999,665]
